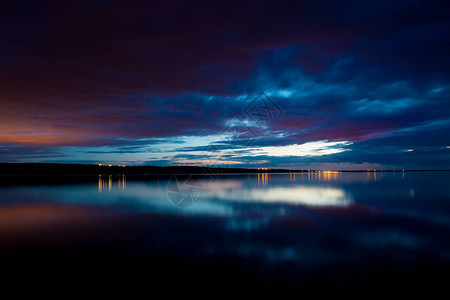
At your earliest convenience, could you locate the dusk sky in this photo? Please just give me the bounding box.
[1,0,449,169]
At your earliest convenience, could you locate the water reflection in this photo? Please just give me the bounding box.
[85,172,445,213]
[201,185,351,207]
[257,173,270,185]
[98,174,126,192]
[1,171,450,289]
[258,171,345,185]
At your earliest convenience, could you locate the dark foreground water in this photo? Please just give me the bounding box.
[1,172,449,294]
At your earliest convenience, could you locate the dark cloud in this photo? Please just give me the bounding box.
[0,0,449,168]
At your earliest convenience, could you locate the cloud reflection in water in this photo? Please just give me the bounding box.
[201,185,352,207]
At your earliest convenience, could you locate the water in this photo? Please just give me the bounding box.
[1,172,449,291]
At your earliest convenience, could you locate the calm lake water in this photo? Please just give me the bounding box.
[1,172,449,291]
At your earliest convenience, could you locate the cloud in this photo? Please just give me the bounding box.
[0,0,449,168]
[243,140,352,157]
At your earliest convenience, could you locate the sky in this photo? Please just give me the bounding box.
[0,0,449,169]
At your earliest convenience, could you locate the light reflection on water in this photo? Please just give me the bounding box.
[201,185,351,207]
[98,174,126,192]
[1,171,450,283]
[1,172,448,217]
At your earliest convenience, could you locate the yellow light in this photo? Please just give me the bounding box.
[98,175,102,192]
